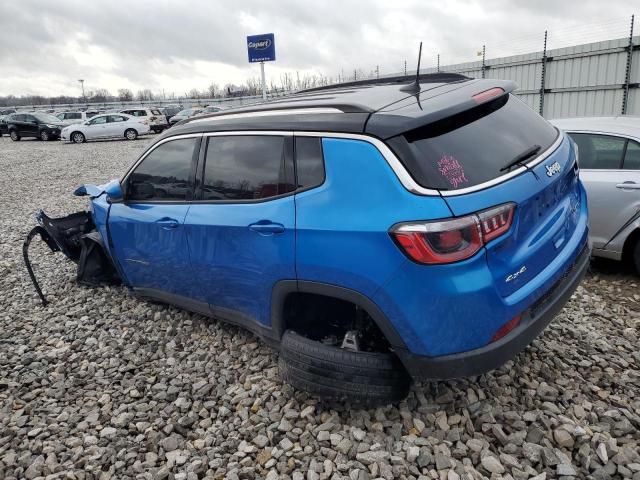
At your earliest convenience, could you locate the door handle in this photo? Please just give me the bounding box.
[616,182,640,190]
[156,217,179,229]
[249,220,285,235]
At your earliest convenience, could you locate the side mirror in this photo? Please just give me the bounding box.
[104,180,124,203]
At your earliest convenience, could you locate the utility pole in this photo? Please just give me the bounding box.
[540,30,548,116]
[622,14,635,115]
[437,54,440,73]
[375,65,379,79]
[404,60,407,76]
[481,45,486,79]
[78,79,85,103]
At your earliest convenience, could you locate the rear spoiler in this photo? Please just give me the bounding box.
[365,79,518,139]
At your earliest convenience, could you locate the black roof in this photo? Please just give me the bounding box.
[163,74,517,140]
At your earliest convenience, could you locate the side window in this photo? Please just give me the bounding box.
[623,140,640,170]
[136,110,147,117]
[127,138,198,201]
[201,136,294,201]
[14,114,24,122]
[71,113,82,120]
[24,115,36,123]
[295,137,325,190]
[89,116,108,125]
[570,133,625,170]
[108,115,127,123]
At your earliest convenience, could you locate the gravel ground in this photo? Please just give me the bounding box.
[0,135,639,480]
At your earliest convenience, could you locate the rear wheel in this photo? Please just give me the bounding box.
[125,128,138,140]
[71,132,85,144]
[9,130,20,141]
[40,130,50,141]
[279,330,411,406]
[633,237,640,275]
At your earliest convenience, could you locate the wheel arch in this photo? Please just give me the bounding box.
[271,280,407,350]
[622,227,640,264]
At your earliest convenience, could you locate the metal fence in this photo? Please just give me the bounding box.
[379,17,639,119]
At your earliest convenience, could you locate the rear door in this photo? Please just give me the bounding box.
[109,135,201,297]
[22,114,39,136]
[106,115,128,138]
[391,94,582,298]
[184,134,296,326]
[570,133,640,248]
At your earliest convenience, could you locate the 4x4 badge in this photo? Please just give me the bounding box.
[545,161,561,177]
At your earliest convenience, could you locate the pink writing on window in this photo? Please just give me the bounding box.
[438,155,469,188]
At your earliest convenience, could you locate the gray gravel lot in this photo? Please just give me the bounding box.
[0,135,639,480]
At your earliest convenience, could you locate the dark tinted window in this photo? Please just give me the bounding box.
[295,137,325,189]
[69,113,82,120]
[570,133,625,170]
[389,94,558,190]
[201,136,294,201]
[624,140,640,170]
[127,138,198,201]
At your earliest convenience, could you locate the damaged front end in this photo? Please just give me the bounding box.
[24,185,122,305]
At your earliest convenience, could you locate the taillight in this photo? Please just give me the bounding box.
[472,87,505,104]
[491,314,521,342]
[391,202,515,265]
[478,203,514,242]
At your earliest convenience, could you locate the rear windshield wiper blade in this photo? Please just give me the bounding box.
[500,144,542,172]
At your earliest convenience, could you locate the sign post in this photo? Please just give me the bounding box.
[247,33,276,101]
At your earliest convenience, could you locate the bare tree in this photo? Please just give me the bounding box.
[207,83,219,98]
[118,88,134,101]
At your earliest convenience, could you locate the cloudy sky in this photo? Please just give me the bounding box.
[0,0,635,97]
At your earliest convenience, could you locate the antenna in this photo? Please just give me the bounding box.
[400,42,422,93]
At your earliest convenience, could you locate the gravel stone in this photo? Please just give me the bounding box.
[0,137,638,479]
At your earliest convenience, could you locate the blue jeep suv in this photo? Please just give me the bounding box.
[26,74,589,404]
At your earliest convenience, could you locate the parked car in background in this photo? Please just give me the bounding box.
[6,112,66,141]
[56,111,91,126]
[61,113,150,143]
[0,115,9,136]
[197,105,224,115]
[551,116,640,273]
[1,108,16,116]
[168,108,202,125]
[159,105,183,124]
[33,76,589,404]
[120,108,168,133]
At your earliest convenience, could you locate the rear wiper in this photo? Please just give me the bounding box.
[500,144,542,172]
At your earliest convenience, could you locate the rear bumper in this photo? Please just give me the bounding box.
[397,242,590,380]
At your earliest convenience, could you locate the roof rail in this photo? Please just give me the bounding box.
[297,72,470,94]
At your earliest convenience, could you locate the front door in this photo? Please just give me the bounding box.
[21,114,39,136]
[570,133,640,248]
[85,115,109,139]
[108,135,201,298]
[185,134,296,327]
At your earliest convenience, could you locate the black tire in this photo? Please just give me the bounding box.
[9,130,20,141]
[279,330,411,406]
[71,132,85,144]
[125,128,138,141]
[40,130,49,141]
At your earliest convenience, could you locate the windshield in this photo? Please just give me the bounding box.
[33,113,62,123]
[389,94,558,190]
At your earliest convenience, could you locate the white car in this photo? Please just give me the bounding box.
[550,116,640,272]
[61,113,150,144]
[120,108,169,133]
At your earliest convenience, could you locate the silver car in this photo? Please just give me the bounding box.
[550,117,640,272]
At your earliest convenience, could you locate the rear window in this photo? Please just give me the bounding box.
[389,94,558,190]
[151,109,162,115]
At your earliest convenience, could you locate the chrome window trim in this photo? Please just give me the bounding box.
[123,128,565,200]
